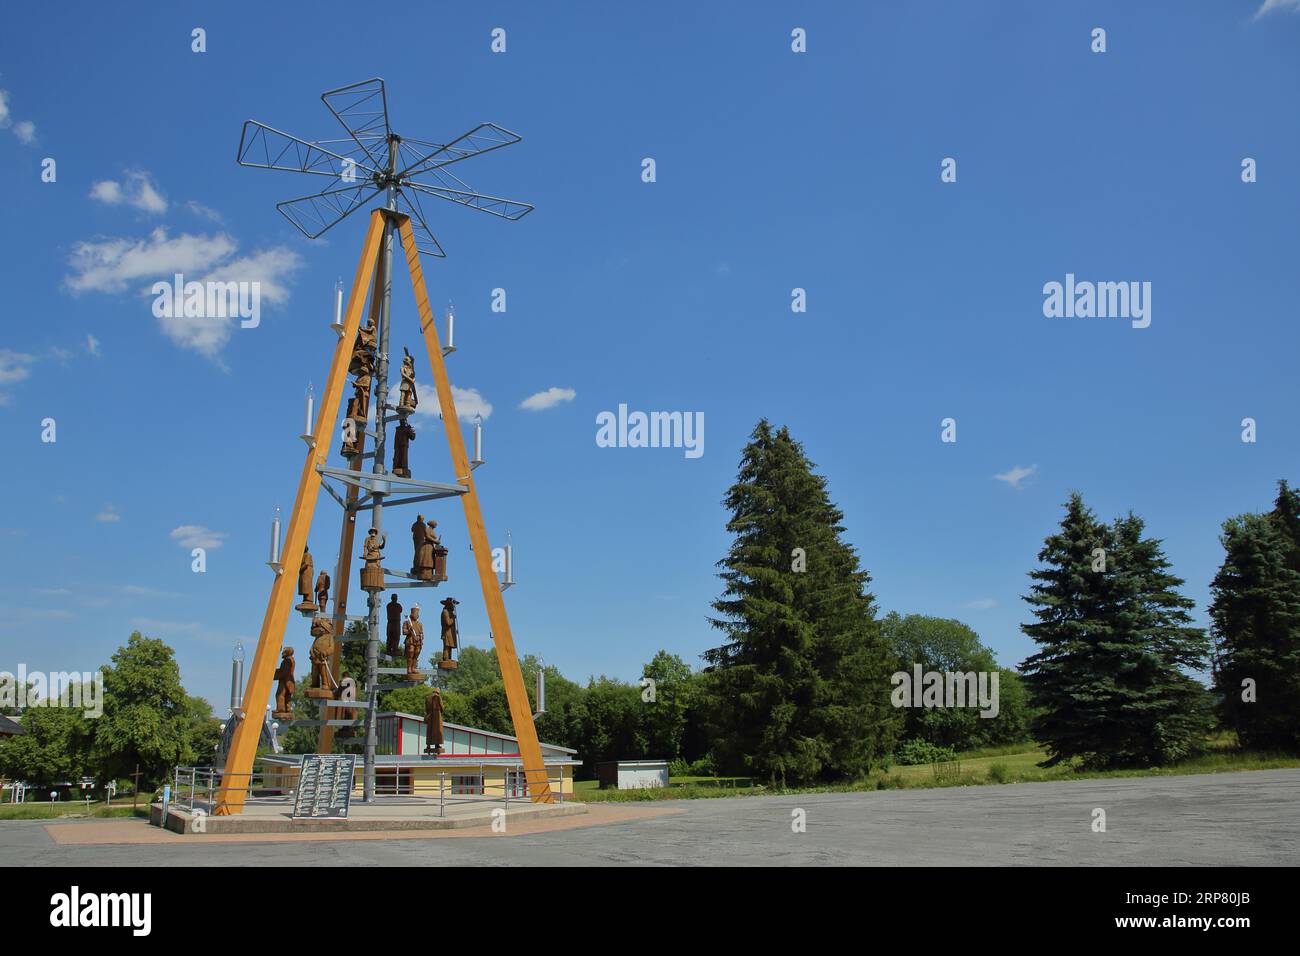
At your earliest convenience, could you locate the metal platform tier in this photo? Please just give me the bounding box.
[316,465,467,512]
[380,566,446,589]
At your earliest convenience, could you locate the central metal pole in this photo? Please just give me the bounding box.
[363,135,400,802]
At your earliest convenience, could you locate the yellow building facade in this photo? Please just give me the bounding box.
[259,714,579,799]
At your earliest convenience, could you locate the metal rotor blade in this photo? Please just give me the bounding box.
[395,187,447,258]
[403,181,534,221]
[276,182,383,240]
[321,78,391,171]
[396,123,522,179]
[237,120,379,179]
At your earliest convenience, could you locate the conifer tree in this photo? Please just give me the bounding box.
[1021,495,1210,768]
[704,420,899,785]
[1210,481,1300,750]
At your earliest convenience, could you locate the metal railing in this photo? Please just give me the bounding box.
[171,762,566,817]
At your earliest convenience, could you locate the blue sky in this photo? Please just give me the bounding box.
[1,1,1298,710]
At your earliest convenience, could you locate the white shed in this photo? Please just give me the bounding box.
[596,759,670,790]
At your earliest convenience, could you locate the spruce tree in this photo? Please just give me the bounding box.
[1210,481,1300,750]
[1021,495,1210,768]
[1107,513,1213,763]
[704,420,899,785]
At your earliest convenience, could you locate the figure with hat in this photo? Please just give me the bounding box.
[403,604,425,679]
[439,597,460,670]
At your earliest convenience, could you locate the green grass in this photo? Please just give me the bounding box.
[572,774,765,802]
[570,739,1300,802]
[0,802,148,821]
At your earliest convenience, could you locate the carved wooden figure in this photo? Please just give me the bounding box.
[296,548,318,613]
[386,594,403,656]
[439,597,459,670]
[410,514,427,577]
[398,347,418,410]
[350,369,372,423]
[355,314,376,353]
[272,648,296,719]
[360,528,386,591]
[392,419,416,478]
[307,616,336,696]
[403,605,424,678]
[425,688,444,754]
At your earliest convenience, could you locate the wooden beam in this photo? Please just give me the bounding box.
[318,241,388,755]
[215,210,386,814]
[395,213,554,803]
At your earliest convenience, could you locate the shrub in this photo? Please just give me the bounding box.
[988,762,1010,784]
[895,739,958,766]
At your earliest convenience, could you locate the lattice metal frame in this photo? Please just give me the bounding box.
[236,77,534,257]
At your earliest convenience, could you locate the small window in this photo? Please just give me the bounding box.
[376,768,412,795]
[506,770,528,798]
[451,774,483,795]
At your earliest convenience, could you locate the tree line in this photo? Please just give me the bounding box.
[0,634,220,791]
[4,419,1297,790]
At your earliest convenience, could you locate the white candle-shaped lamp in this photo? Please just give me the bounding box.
[231,642,245,712]
[269,506,282,566]
[505,540,514,586]
[446,303,455,351]
[304,383,315,436]
[471,413,484,467]
[330,279,344,336]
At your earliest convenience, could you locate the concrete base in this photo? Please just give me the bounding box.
[152,796,586,835]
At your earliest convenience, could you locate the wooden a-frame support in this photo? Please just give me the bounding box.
[215,209,553,813]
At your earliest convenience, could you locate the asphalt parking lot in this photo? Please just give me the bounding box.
[3,768,1296,866]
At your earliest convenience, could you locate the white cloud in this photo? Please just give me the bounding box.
[65,227,302,360]
[86,334,101,357]
[121,584,178,598]
[201,246,299,307]
[451,386,492,422]
[170,524,227,549]
[89,171,167,214]
[519,386,576,412]
[1255,0,1300,18]
[88,180,123,204]
[0,349,35,405]
[0,349,35,385]
[0,90,37,146]
[185,200,223,223]
[96,505,122,523]
[993,464,1037,490]
[963,598,997,610]
[66,227,237,294]
[395,382,493,422]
